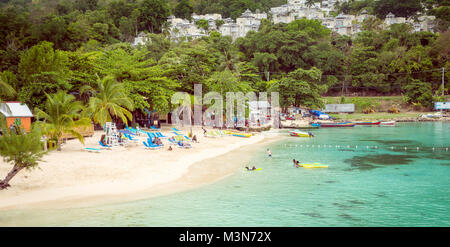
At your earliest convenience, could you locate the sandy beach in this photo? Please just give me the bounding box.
[0,127,269,210]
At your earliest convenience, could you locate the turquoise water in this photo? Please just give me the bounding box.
[1,122,449,226]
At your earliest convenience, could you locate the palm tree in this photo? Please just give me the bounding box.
[35,91,91,151]
[0,77,16,100]
[84,76,134,127]
[0,126,46,190]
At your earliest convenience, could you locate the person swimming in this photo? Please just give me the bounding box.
[267,149,272,157]
[245,166,257,171]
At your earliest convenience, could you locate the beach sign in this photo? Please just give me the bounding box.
[434,102,450,110]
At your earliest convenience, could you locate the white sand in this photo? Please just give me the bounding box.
[0,127,265,210]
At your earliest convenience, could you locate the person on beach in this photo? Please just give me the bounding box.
[202,127,207,136]
[267,149,272,157]
[192,135,198,143]
[156,137,162,146]
[168,146,173,151]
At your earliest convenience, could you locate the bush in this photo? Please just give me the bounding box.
[351,97,379,113]
[388,104,400,113]
[403,80,433,109]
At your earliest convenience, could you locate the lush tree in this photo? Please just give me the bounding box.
[34,91,91,151]
[75,0,99,12]
[96,45,179,113]
[373,0,423,19]
[17,41,71,108]
[196,19,210,33]
[403,79,433,109]
[145,33,171,61]
[159,42,215,94]
[0,127,46,190]
[205,69,252,93]
[139,0,171,33]
[428,6,450,32]
[0,73,16,100]
[174,0,194,21]
[84,76,134,126]
[268,67,327,110]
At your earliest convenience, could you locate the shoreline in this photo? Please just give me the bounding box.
[0,127,279,210]
[281,112,450,128]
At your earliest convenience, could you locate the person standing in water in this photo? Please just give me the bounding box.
[267,149,272,157]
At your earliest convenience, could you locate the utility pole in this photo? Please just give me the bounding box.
[442,67,445,96]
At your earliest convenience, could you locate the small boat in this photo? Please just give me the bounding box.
[380,121,395,126]
[353,121,381,126]
[301,163,328,168]
[245,168,262,171]
[289,130,312,137]
[315,122,355,128]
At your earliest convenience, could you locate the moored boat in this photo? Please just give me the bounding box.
[289,130,313,137]
[353,121,381,126]
[314,122,355,128]
[380,121,395,126]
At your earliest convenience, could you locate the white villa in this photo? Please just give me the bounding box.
[133,0,437,44]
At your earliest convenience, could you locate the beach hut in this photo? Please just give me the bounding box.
[0,102,34,132]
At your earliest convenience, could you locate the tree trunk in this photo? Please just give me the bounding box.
[0,164,24,190]
[57,138,62,151]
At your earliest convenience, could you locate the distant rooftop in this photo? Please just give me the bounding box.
[0,102,33,117]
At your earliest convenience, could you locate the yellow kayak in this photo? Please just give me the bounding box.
[300,163,328,168]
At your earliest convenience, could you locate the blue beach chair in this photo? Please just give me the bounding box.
[99,141,112,149]
[143,140,162,150]
[84,147,102,153]
[155,132,167,138]
[177,141,192,149]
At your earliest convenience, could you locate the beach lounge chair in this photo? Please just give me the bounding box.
[168,137,178,144]
[147,132,156,141]
[174,135,188,142]
[99,141,112,149]
[155,132,167,138]
[177,141,192,149]
[172,127,181,132]
[150,126,160,130]
[120,129,137,136]
[204,131,218,138]
[84,147,102,153]
[143,140,163,150]
[124,133,139,141]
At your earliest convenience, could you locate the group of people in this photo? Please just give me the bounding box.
[246,149,304,171]
[152,136,163,146]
